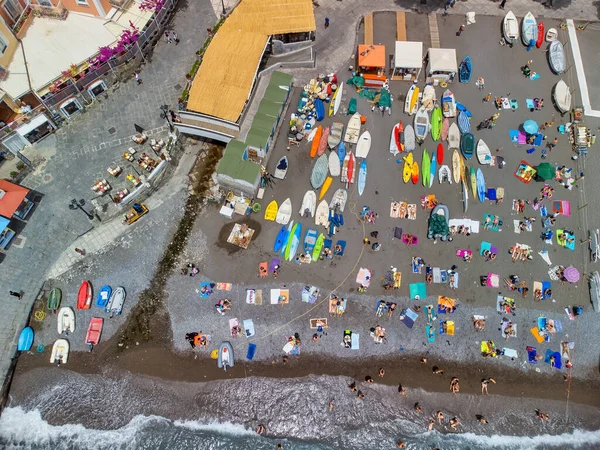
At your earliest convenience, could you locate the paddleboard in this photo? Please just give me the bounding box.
[357,160,367,196]
[300,190,316,217]
[280,221,294,257]
[405,85,415,114]
[356,131,371,158]
[285,222,302,261]
[17,327,33,351]
[458,110,470,134]
[274,226,287,252]
[476,168,486,203]
[476,139,492,165]
[470,165,477,199]
[405,125,416,152]
[275,198,292,224]
[429,152,437,188]
[462,180,469,213]
[329,152,341,177]
[264,200,278,221]
[319,177,333,200]
[333,82,344,116]
[403,152,413,184]
[452,149,461,184]
[422,149,430,187]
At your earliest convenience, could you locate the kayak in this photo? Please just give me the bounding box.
[357,160,367,196]
[403,152,413,184]
[319,176,333,200]
[431,106,442,141]
[310,126,322,158]
[285,222,302,261]
[312,233,325,261]
[273,226,287,253]
[422,149,430,187]
[47,287,62,312]
[280,221,295,257]
[412,161,419,185]
[17,327,34,351]
[429,152,437,188]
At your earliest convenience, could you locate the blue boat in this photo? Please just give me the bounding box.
[17,327,33,351]
[273,226,287,253]
[458,111,470,134]
[459,56,472,83]
[304,228,318,253]
[337,141,346,167]
[315,99,325,121]
[96,285,112,308]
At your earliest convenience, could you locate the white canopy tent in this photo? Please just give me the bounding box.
[393,41,423,81]
[427,48,458,83]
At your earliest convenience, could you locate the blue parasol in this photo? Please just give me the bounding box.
[523,120,539,134]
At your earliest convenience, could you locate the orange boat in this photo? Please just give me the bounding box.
[310,126,322,158]
[77,280,92,310]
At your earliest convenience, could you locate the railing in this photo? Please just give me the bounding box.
[0,103,48,136]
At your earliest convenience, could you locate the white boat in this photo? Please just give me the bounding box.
[344,113,361,144]
[546,28,558,42]
[591,271,600,312]
[328,122,344,148]
[273,156,288,180]
[333,82,344,116]
[276,198,292,224]
[300,190,316,217]
[356,131,371,158]
[448,123,460,149]
[521,12,537,46]
[503,11,519,45]
[57,307,75,335]
[106,286,126,316]
[330,189,347,212]
[315,200,330,227]
[553,80,571,113]
[329,152,341,177]
[414,107,429,143]
[442,90,456,118]
[389,123,400,156]
[548,40,565,74]
[218,341,234,370]
[438,165,452,184]
[404,85,416,114]
[421,85,436,111]
[404,125,416,152]
[50,339,69,365]
[476,139,492,165]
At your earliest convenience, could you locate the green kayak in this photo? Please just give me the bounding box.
[422,149,431,187]
[431,106,442,141]
[470,165,477,199]
[47,287,62,312]
[312,233,325,261]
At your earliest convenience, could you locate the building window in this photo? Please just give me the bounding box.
[76,0,89,5]
[37,0,53,7]
[2,0,24,21]
[59,98,83,119]
[0,36,7,55]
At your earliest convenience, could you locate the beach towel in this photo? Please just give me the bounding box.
[438,296,456,314]
[544,350,562,369]
[540,204,548,217]
[539,250,552,266]
[548,265,561,280]
[351,333,360,349]
[259,262,268,277]
[509,130,520,144]
[487,188,497,202]
[412,257,424,274]
[527,346,538,363]
[483,214,501,232]
[426,325,436,342]
[497,295,516,314]
[270,258,281,272]
[356,268,372,287]
[534,133,543,146]
[245,289,262,305]
[449,272,459,289]
[426,305,437,324]
[449,218,481,233]
[243,319,255,337]
[433,268,442,283]
[486,273,500,288]
[394,227,403,239]
[502,98,511,109]
[553,200,571,216]
[400,308,419,329]
[216,282,232,291]
[440,320,455,335]
[334,240,346,256]
[503,348,518,358]
[410,282,427,300]
[514,161,536,184]
[229,318,239,335]
[394,271,402,289]
[199,282,214,298]
[480,241,491,255]
[456,249,472,258]
[510,98,519,109]
[557,229,575,250]
[526,98,535,109]
[302,286,319,303]
[246,343,257,360]
[270,289,289,305]
[501,319,517,338]
[530,327,545,343]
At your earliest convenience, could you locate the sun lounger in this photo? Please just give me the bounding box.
[410,282,427,300]
[400,308,419,328]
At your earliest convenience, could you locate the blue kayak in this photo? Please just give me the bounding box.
[315,99,325,121]
[273,226,287,253]
[337,141,346,166]
[18,327,33,351]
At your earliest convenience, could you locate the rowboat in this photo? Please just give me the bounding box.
[47,287,62,312]
[536,22,545,48]
[77,281,92,310]
[17,327,33,351]
[459,56,472,83]
[448,123,460,149]
[311,154,329,188]
[218,341,234,370]
[329,152,341,177]
[264,200,278,221]
[333,82,344,116]
[390,124,400,156]
[57,307,75,335]
[553,80,571,114]
[441,118,449,142]
[461,133,475,159]
[328,122,344,148]
[411,161,419,185]
[341,152,355,188]
[442,90,456,118]
[319,177,333,200]
[403,152,413,183]
[405,125,416,152]
[304,228,318,254]
[310,126,322,158]
[548,40,565,74]
[300,191,316,217]
[452,149,461,184]
[273,156,288,180]
[85,317,103,351]
[476,139,492,165]
[315,200,329,226]
[458,110,470,134]
[276,198,292,224]
[546,28,558,42]
[437,143,444,164]
[422,85,436,111]
[414,107,429,143]
[431,106,442,141]
[356,131,371,158]
[106,286,126,316]
[96,285,111,308]
[344,113,361,144]
[476,168,486,203]
[50,339,69,365]
[357,160,367,196]
[521,12,538,46]
[330,189,347,212]
[422,149,430,187]
[503,11,519,45]
[317,127,329,156]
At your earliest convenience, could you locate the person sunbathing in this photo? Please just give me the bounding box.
[473,318,485,331]
[426,272,433,284]
[534,289,543,302]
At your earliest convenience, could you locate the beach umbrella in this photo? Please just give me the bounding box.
[564,266,580,283]
[536,162,555,181]
[523,120,539,134]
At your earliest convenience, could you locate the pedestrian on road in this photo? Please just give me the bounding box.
[9,290,22,300]
[171,31,180,45]
[499,0,507,9]
[74,248,86,256]
[169,110,182,123]
[135,73,143,85]
[324,17,330,28]
[456,25,465,37]
[164,31,172,43]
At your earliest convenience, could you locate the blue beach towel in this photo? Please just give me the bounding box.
[480,241,492,255]
[247,343,257,360]
[544,349,562,369]
[409,282,427,300]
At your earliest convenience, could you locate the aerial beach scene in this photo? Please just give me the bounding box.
[0,0,600,449]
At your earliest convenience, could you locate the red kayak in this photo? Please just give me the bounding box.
[346,152,355,189]
[437,143,444,165]
[86,317,103,351]
[398,122,404,152]
[77,280,92,309]
[536,22,544,48]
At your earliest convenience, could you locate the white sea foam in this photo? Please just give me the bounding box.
[172,418,256,436]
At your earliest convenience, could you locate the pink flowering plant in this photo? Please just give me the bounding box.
[88,21,140,70]
[138,0,165,11]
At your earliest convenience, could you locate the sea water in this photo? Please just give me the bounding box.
[1,369,599,450]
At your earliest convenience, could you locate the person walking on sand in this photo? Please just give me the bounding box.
[432,366,444,374]
[365,376,374,384]
[398,384,407,396]
[324,17,330,28]
[135,73,143,85]
[481,378,496,394]
[349,381,357,392]
[535,409,549,420]
[477,414,489,424]
[450,377,460,394]
[414,402,422,413]
[357,390,365,399]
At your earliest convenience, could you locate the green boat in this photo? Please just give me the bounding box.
[422,149,430,187]
[431,106,442,141]
[47,288,62,312]
[312,233,325,261]
[470,165,477,199]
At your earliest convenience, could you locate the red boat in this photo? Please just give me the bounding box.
[77,280,92,309]
[437,143,445,165]
[397,122,404,152]
[86,317,103,351]
[536,22,544,48]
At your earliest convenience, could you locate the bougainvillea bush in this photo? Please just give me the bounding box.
[138,0,165,11]
[88,21,140,70]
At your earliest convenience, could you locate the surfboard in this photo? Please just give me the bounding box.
[280,221,294,257]
[431,106,442,141]
[333,82,344,116]
[462,180,469,213]
[476,168,486,203]
[429,152,436,188]
[412,161,419,185]
[470,165,477,199]
[404,85,415,114]
[441,117,449,142]
[312,233,325,261]
[319,177,333,200]
[403,152,413,184]
[264,200,278,221]
[422,149,430,187]
[452,149,461,184]
[409,86,420,115]
[357,160,367,196]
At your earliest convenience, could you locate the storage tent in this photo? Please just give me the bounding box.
[427,48,458,82]
[393,41,423,81]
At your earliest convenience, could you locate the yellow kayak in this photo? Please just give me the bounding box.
[403,152,413,183]
[264,200,278,221]
[319,176,333,200]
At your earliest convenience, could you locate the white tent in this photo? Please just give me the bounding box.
[393,41,423,81]
[427,48,458,82]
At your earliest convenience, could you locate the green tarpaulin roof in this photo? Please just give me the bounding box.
[216,140,260,185]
